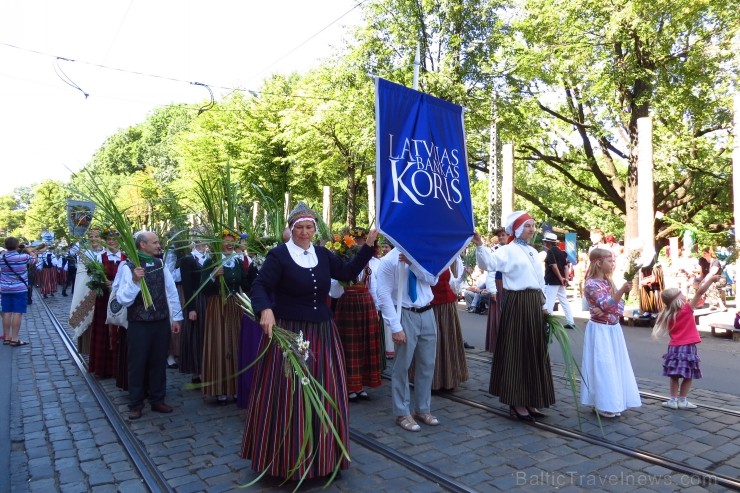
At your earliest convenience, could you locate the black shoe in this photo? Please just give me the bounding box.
[358,390,370,401]
[564,324,575,330]
[526,407,547,418]
[62,291,68,297]
[466,306,476,313]
[348,392,359,402]
[463,341,475,350]
[191,377,202,385]
[509,406,535,422]
[167,363,179,370]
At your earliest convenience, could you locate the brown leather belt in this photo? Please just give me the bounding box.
[404,304,433,314]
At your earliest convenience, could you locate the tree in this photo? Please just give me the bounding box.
[22,180,70,243]
[496,0,739,244]
[0,192,26,236]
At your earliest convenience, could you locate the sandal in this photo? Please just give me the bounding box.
[2,340,9,345]
[396,415,421,432]
[10,340,29,347]
[413,413,440,426]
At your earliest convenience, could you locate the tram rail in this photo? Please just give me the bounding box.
[39,291,740,492]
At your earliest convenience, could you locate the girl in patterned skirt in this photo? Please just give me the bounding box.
[653,272,720,410]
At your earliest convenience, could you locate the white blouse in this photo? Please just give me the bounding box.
[476,243,546,292]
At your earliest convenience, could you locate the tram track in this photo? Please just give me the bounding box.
[41,294,473,493]
[467,352,740,417]
[456,353,740,490]
[39,291,740,492]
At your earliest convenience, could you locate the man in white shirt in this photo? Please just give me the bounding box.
[375,248,439,432]
[116,231,182,420]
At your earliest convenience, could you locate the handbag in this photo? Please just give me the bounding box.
[106,289,128,328]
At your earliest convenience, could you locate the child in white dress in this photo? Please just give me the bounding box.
[581,248,642,418]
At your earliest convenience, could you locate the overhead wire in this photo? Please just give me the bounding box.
[0,0,369,105]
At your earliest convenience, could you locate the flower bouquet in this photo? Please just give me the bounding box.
[233,292,349,491]
[325,230,364,286]
[622,249,642,302]
[82,257,108,296]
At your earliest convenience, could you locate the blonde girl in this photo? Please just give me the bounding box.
[653,273,719,410]
[580,248,641,418]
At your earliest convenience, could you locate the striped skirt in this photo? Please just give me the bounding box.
[485,279,504,353]
[334,286,382,393]
[56,268,67,286]
[201,295,242,397]
[662,344,702,379]
[410,302,469,390]
[241,318,350,480]
[489,289,555,408]
[39,268,56,295]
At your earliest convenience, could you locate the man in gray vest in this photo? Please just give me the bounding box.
[116,231,183,420]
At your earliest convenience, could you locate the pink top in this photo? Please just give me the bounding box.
[584,278,624,325]
[669,304,701,346]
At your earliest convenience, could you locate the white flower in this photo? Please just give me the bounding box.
[301,376,310,386]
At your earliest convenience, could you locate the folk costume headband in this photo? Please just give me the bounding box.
[505,211,533,243]
[287,202,318,232]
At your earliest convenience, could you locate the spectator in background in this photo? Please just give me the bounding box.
[1,237,36,346]
[542,232,575,330]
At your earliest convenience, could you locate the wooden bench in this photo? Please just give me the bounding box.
[697,312,740,341]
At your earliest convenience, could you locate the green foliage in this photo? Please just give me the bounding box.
[22,180,71,243]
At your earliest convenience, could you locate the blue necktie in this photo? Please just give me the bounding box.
[408,269,417,302]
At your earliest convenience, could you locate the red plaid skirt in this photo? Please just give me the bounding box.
[334,285,382,392]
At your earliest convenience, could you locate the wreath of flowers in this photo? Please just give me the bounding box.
[101,226,120,239]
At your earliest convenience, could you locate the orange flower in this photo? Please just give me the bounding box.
[343,235,356,248]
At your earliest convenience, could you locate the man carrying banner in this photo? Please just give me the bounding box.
[376,249,439,432]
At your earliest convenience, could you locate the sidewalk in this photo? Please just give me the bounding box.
[4,293,739,492]
[3,295,146,493]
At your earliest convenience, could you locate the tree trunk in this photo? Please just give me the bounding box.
[346,161,357,228]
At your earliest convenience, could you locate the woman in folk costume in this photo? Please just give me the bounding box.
[409,255,469,391]
[200,230,254,403]
[334,230,383,401]
[88,228,126,379]
[241,203,378,480]
[39,250,57,298]
[70,227,104,355]
[474,211,555,422]
[54,251,67,288]
[485,228,509,354]
[234,235,260,408]
[178,236,209,385]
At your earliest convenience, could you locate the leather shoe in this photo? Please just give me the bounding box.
[128,408,143,420]
[463,341,475,349]
[151,402,173,413]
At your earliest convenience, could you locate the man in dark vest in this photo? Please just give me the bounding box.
[116,231,182,420]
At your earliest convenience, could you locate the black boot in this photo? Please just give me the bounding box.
[62,290,67,297]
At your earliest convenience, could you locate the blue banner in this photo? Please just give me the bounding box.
[375,78,474,277]
[565,232,577,264]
